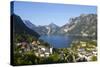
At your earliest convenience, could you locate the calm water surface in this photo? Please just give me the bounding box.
[39,35,73,48]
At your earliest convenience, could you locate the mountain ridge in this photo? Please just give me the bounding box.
[23,14,97,37]
[11,14,40,39]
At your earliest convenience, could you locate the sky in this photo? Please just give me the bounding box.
[13,1,97,26]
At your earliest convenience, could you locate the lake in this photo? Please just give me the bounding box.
[39,35,73,48]
[39,35,96,48]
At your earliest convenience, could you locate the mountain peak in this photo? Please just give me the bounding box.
[24,20,36,28]
[49,22,56,25]
[48,22,59,27]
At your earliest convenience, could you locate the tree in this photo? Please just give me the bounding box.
[91,56,97,61]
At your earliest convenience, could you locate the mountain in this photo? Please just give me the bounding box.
[24,21,60,35]
[45,23,60,35]
[23,20,36,29]
[23,14,97,37]
[57,21,76,35]
[24,20,48,35]
[11,14,40,38]
[59,14,97,37]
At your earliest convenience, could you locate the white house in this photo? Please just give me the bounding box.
[34,46,53,57]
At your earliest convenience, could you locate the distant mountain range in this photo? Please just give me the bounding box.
[24,21,60,35]
[24,14,97,37]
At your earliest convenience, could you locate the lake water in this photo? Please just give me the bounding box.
[39,35,96,48]
[39,35,73,48]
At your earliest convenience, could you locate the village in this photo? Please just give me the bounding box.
[16,40,53,58]
[15,39,97,62]
[72,40,97,61]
